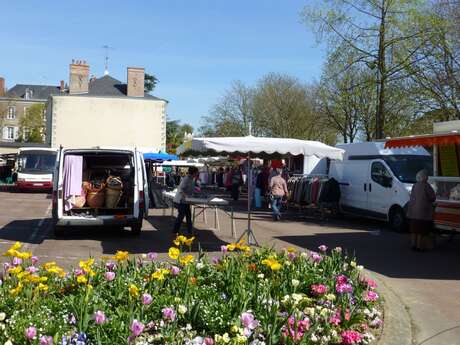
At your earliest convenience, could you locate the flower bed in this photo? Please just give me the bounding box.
[0,238,382,345]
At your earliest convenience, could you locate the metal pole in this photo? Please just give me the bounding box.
[247,152,251,233]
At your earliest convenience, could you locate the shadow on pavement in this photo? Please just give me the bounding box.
[276,231,460,280]
[0,218,50,244]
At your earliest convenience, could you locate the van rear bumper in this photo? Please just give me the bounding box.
[56,215,138,227]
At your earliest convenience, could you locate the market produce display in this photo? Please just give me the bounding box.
[0,239,382,345]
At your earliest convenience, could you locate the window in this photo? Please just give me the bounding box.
[371,162,392,187]
[24,88,33,100]
[7,106,16,119]
[7,127,14,140]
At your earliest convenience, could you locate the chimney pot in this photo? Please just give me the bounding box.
[69,59,90,94]
[0,77,5,96]
[60,80,65,92]
[127,67,145,97]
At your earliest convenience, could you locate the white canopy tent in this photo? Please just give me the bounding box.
[187,136,344,245]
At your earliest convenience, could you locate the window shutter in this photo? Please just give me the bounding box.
[14,127,19,139]
[2,127,7,140]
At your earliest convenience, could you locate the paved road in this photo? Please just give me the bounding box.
[1,191,460,344]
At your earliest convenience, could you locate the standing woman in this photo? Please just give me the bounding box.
[230,166,243,201]
[269,168,288,221]
[407,169,436,251]
[173,166,199,235]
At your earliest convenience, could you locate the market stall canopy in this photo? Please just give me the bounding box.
[160,160,204,167]
[187,136,344,160]
[385,132,460,149]
[143,152,179,162]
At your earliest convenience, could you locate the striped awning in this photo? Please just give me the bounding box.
[385,132,460,148]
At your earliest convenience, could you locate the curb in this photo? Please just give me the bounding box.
[371,272,414,345]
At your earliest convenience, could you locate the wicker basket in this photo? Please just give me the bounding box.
[87,190,105,208]
[105,188,122,208]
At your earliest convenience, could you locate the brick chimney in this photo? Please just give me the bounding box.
[69,59,89,94]
[0,77,5,96]
[60,80,65,92]
[127,67,145,97]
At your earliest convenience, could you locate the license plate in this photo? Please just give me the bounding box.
[33,183,44,186]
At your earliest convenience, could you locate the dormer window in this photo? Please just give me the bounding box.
[24,88,33,100]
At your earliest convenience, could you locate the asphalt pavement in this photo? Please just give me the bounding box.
[1,191,460,345]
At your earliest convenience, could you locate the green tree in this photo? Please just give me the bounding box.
[166,120,193,153]
[18,104,46,143]
[303,0,438,139]
[144,73,159,92]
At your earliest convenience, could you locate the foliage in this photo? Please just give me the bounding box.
[144,73,159,93]
[18,103,46,143]
[303,0,439,139]
[200,75,336,144]
[0,240,383,345]
[167,120,194,153]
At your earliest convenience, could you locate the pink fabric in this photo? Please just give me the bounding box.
[63,155,83,211]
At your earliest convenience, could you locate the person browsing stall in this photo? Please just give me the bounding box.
[269,168,288,221]
[173,166,199,235]
[407,169,436,252]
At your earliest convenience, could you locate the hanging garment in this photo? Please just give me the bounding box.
[63,155,83,211]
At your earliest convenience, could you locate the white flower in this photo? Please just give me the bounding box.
[257,273,264,279]
[291,279,300,287]
[141,253,147,259]
[284,260,291,266]
[300,252,308,258]
[4,340,13,345]
[178,305,188,315]
[196,262,205,270]
[185,323,192,331]
[305,307,315,317]
[310,334,318,342]
[291,293,303,304]
[350,261,357,268]
[0,313,5,322]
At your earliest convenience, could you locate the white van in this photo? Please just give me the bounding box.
[329,142,432,231]
[52,147,149,235]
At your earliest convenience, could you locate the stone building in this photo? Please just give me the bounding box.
[46,60,167,151]
[0,77,61,144]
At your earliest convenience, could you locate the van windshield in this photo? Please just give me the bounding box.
[383,155,433,184]
[18,152,56,174]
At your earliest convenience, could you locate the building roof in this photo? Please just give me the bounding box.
[6,84,61,100]
[86,75,165,101]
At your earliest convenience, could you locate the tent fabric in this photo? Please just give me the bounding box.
[190,136,344,160]
[143,152,178,162]
[385,133,460,148]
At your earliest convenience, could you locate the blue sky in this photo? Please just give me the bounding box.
[1,0,325,129]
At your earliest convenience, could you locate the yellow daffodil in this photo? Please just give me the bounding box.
[184,236,195,247]
[8,266,23,275]
[129,284,140,297]
[47,266,64,275]
[11,241,22,251]
[179,254,194,266]
[114,250,129,261]
[79,258,95,270]
[27,275,40,284]
[3,249,19,257]
[16,251,32,260]
[43,262,57,270]
[17,271,31,281]
[9,283,23,296]
[261,258,282,271]
[77,275,88,284]
[286,247,297,253]
[151,270,165,281]
[168,247,180,260]
[173,235,187,246]
[38,283,48,292]
[226,244,236,251]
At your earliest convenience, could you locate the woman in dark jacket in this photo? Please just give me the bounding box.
[407,169,436,251]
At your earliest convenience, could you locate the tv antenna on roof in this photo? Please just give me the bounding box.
[102,45,114,75]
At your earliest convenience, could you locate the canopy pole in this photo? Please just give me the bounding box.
[237,152,259,246]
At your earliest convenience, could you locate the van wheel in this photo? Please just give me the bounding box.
[389,207,406,232]
[130,221,142,235]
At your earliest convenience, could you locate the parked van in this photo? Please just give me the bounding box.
[52,147,149,235]
[15,147,57,191]
[329,142,432,231]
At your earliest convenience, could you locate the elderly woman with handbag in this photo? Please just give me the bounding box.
[407,169,436,252]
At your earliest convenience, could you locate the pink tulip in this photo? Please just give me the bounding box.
[31,256,39,265]
[220,245,228,253]
[162,307,176,321]
[39,335,53,345]
[25,326,37,340]
[105,261,116,271]
[147,252,158,261]
[130,319,145,337]
[93,310,107,325]
[142,293,153,305]
[105,271,116,281]
[318,245,328,252]
[13,257,23,266]
[170,266,180,276]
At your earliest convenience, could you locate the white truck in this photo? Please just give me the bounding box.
[329,142,432,231]
[52,147,149,235]
[15,147,57,191]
